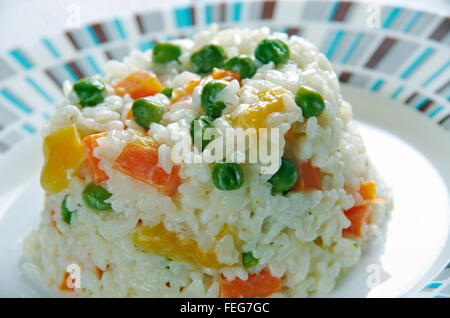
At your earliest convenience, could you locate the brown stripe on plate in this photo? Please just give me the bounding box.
[0,141,9,153]
[91,23,108,43]
[404,92,418,104]
[261,0,276,20]
[65,31,80,50]
[135,14,145,34]
[365,37,397,69]
[286,27,299,36]
[339,71,352,83]
[429,17,450,41]
[104,50,113,60]
[332,2,353,21]
[66,61,84,79]
[219,3,226,22]
[438,114,450,126]
[435,79,450,94]
[45,69,62,89]
[418,99,434,112]
[190,6,196,25]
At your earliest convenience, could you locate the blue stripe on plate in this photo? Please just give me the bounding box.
[382,7,402,29]
[233,2,242,22]
[328,2,339,21]
[400,47,434,79]
[433,295,449,298]
[371,79,384,91]
[139,41,154,52]
[22,123,36,134]
[0,88,33,113]
[415,98,430,110]
[9,49,33,69]
[326,30,344,59]
[422,60,450,87]
[391,86,404,99]
[63,64,79,82]
[86,26,100,45]
[403,11,422,33]
[205,5,213,24]
[25,76,54,103]
[113,19,126,39]
[429,106,444,118]
[175,7,192,28]
[341,33,363,64]
[42,38,60,59]
[86,56,103,76]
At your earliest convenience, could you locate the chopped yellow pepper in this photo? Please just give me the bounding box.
[132,223,225,268]
[234,88,286,129]
[41,124,85,194]
[359,181,376,201]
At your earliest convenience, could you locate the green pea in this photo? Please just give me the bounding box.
[82,183,112,211]
[190,115,214,150]
[255,39,290,65]
[61,195,76,225]
[224,55,257,79]
[161,87,173,99]
[131,98,164,128]
[73,78,107,107]
[152,42,182,64]
[212,162,244,191]
[295,87,325,117]
[201,81,227,118]
[190,44,227,74]
[242,252,259,268]
[269,157,298,193]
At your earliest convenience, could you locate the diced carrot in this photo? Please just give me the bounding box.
[211,68,241,83]
[96,265,109,280]
[113,143,180,196]
[83,133,109,184]
[170,68,241,105]
[60,271,75,291]
[171,78,202,104]
[220,269,281,298]
[113,70,163,99]
[343,205,372,238]
[50,210,62,234]
[359,181,376,201]
[293,160,322,191]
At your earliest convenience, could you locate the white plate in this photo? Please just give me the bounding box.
[0,87,448,297]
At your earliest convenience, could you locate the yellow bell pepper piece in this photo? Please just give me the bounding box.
[132,223,225,268]
[234,88,286,129]
[41,124,85,194]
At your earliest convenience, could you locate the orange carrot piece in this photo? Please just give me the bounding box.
[96,265,109,280]
[343,205,372,238]
[220,269,281,298]
[113,70,163,99]
[113,143,180,196]
[293,160,322,191]
[83,132,109,184]
[211,68,241,83]
[359,181,376,201]
[170,68,241,105]
[50,210,62,234]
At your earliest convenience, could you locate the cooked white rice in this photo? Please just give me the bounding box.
[22,25,392,297]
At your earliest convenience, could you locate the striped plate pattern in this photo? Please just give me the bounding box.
[0,0,448,297]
